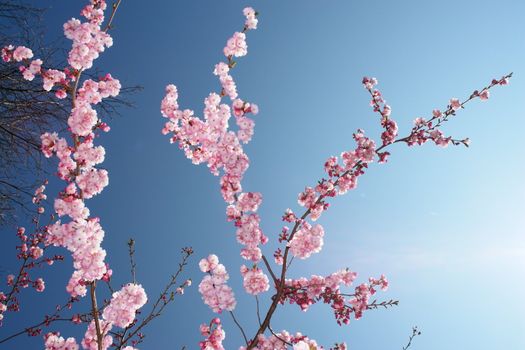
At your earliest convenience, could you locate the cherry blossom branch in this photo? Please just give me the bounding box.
[113,247,193,350]
[0,298,78,344]
[268,322,292,346]
[161,6,512,348]
[1,199,61,323]
[245,72,512,349]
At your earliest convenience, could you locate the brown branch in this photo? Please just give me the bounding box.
[0,298,80,345]
[229,311,249,346]
[245,73,512,349]
[90,282,103,350]
[402,326,421,350]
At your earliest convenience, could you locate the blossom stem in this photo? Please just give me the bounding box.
[246,73,512,348]
[89,282,103,350]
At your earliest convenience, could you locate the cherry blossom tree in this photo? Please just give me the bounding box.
[160,7,511,350]
[0,0,141,226]
[0,2,513,350]
[1,1,190,349]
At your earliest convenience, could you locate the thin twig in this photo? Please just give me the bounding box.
[229,311,249,346]
[114,247,193,349]
[402,326,421,350]
[128,238,137,284]
[255,296,262,327]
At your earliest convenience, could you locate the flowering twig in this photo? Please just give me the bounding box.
[114,247,193,349]
[0,298,78,344]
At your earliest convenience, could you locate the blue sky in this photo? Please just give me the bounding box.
[1,0,524,349]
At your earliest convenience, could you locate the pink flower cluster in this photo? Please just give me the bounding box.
[198,255,237,313]
[362,77,399,148]
[350,275,389,320]
[47,217,106,297]
[243,7,258,30]
[63,2,113,70]
[2,1,115,97]
[199,318,226,350]
[402,75,510,148]
[283,269,356,310]
[289,128,378,239]
[224,32,247,58]
[81,319,113,350]
[0,293,6,322]
[238,331,330,350]
[5,1,151,349]
[281,271,387,325]
[288,222,324,259]
[161,9,267,274]
[159,5,512,349]
[0,214,64,324]
[102,283,148,328]
[44,333,79,350]
[1,45,45,82]
[41,36,120,300]
[240,265,270,295]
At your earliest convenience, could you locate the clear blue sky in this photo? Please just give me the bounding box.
[1,0,524,349]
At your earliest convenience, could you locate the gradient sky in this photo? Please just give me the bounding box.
[1,0,525,349]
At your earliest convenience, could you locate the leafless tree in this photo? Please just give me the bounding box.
[0,0,139,225]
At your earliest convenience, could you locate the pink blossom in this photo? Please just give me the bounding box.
[413,117,427,127]
[236,192,262,212]
[76,169,109,199]
[44,333,79,350]
[199,254,219,273]
[68,104,98,137]
[198,256,236,313]
[223,32,247,57]
[479,89,490,100]
[219,74,238,100]
[243,7,258,30]
[429,129,450,147]
[66,271,86,298]
[81,319,112,350]
[7,274,15,285]
[21,59,42,81]
[293,341,310,350]
[12,46,33,61]
[35,278,45,292]
[213,62,230,76]
[102,283,148,328]
[54,198,90,220]
[241,266,270,295]
[362,76,378,90]
[289,223,324,259]
[43,69,67,91]
[449,98,461,111]
[199,318,226,350]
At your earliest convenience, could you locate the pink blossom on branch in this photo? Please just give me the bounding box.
[199,255,237,313]
[161,6,512,349]
[1,1,154,349]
